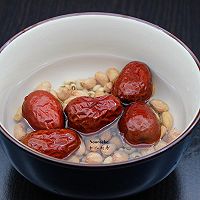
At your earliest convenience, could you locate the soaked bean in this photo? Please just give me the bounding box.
[110,136,123,149]
[101,144,117,156]
[85,152,103,164]
[103,156,113,164]
[113,151,128,163]
[13,106,22,122]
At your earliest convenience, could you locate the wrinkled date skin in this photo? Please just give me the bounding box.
[118,102,161,145]
[22,90,64,130]
[21,129,81,159]
[65,95,123,134]
[112,61,153,104]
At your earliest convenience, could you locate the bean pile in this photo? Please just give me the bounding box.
[13,64,180,164]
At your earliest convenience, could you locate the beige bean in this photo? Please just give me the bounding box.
[160,125,168,138]
[75,80,84,90]
[95,72,109,86]
[13,106,23,122]
[106,67,120,82]
[65,155,80,163]
[86,139,101,152]
[70,83,76,90]
[81,78,97,90]
[95,91,105,97]
[150,107,161,122]
[154,140,167,151]
[14,123,26,140]
[112,151,128,163]
[72,90,89,97]
[101,144,117,156]
[100,131,112,141]
[75,139,86,156]
[161,111,173,130]
[96,87,105,92]
[110,136,123,148]
[103,156,113,164]
[88,91,95,97]
[152,83,156,96]
[56,86,72,101]
[92,84,101,92]
[104,82,113,93]
[140,146,155,156]
[49,89,58,99]
[123,144,135,154]
[129,152,141,159]
[35,81,52,92]
[163,129,181,143]
[150,99,169,113]
[85,152,103,164]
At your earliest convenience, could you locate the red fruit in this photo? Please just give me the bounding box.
[112,61,153,104]
[64,95,123,134]
[21,129,81,159]
[118,102,161,145]
[22,90,64,130]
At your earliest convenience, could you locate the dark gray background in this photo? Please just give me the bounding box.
[0,0,199,199]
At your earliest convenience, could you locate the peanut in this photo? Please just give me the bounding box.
[95,72,109,86]
[110,136,123,148]
[150,99,169,113]
[13,106,22,122]
[88,91,95,97]
[106,67,120,82]
[163,129,181,143]
[81,78,97,90]
[35,81,52,92]
[72,90,89,97]
[101,144,117,156]
[103,156,113,164]
[92,84,101,92]
[14,123,26,140]
[100,131,112,141]
[56,86,72,101]
[154,140,167,151]
[129,152,141,159]
[160,125,168,138]
[112,151,128,163]
[65,155,80,163]
[85,152,103,164]
[161,111,173,130]
[140,146,155,156]
[95,91,105,97]
[75,80,84,90]
[104,82,113,93]
[150,107,160,122]
[86,138,101,152]
[75,139,86,156]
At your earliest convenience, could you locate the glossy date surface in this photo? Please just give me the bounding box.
[22,90,64,130]
[118,102,161,145]
[65,95,123,134]
[112,61,153,104]
[21,129,81,159]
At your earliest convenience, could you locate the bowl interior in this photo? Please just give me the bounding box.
[0,14,199,154]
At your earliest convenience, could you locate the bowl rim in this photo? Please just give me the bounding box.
[0,12,199,169]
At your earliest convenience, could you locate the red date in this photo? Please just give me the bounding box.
[21,129,81,159]
[112,61,153,104]
[22,90,64,130]
[118,102,161,145]
[64,95,123,134]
